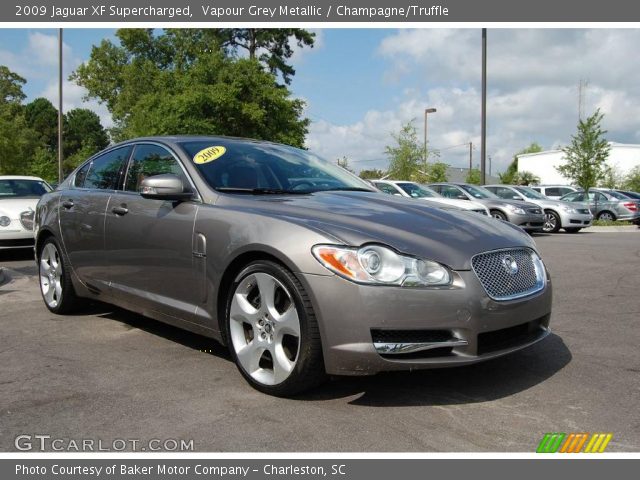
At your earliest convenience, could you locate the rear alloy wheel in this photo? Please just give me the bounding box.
[491,210,507,221]
[38,237,83,314]
[597,211,616,221]
[543,210,561,233]
[226,261,325,396]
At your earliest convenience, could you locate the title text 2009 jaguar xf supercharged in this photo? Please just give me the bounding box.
[35,136,552,395]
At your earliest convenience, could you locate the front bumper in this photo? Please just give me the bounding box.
[298,269,552,376]
[558,211,593,229]
[0,220,35,248]
[508,211,545,231]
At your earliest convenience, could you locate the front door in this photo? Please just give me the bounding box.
[105,143,200,322]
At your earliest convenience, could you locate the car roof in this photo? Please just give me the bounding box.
[0,175,46,181]
[109,135,285,149]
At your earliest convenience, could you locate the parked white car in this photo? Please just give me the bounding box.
[372,180,490,216]
[0,176,52,249]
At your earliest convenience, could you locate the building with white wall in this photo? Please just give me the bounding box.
[517,142,640,185]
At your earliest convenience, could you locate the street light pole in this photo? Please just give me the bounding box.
[424,108,437,163]
[58,28,63,184]
[480,28,487,185]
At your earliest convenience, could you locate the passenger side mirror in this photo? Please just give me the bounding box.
[457,195,468,200]
[140,174,193,201]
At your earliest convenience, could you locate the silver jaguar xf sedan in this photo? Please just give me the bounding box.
[35,136,553,396]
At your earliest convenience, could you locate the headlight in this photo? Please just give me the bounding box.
[561,205,577,214]
[506,204,526,215]
[20,210,35,231]
[312,244,451,287]
[0,216,10,227]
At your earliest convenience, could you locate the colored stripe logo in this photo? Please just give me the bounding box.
[537,433,612,453]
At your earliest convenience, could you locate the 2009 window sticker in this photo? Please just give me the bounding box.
[193,146,226,165]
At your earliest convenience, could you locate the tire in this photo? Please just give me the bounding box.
[225,260,326,396]
[38,237,84,314]
[543,210,561,233]
[564,228,582,233]
[597,211,616,221]
[490,210,507,221]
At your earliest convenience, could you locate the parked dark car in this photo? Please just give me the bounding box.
[35,137,552,395]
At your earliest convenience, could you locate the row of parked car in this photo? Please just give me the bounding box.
[369,180,640,233]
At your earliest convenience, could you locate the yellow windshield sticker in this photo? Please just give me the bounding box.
[193,146,226,164]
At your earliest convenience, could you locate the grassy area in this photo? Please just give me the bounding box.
[592,219,634,226]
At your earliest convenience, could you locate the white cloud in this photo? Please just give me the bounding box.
[0,31,113,129]
[308,29,640,174]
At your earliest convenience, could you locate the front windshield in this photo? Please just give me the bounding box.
[179,140,373,194]
[460,184,497,199]
[397,183,439,198]
[515,186,546,200]
[0,179,51,198]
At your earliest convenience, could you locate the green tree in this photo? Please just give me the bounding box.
[466,168,481,185]
[623,166,640,192]
[336,156,353,173]
[0,66,26,105]
[72,30,309,146]
[358,168,386,180]
[213,29,315,85]
[599,164,624,189]
[556,109,611,193]
[0,66,39,175]
[499,142,542,184]
[385,121,425,180]
[25,97,59,151]
[28,147,58,183]
[64,108,109,157]
[426,161,449,183]
[514,171,541,186]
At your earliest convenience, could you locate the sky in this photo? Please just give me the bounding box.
[2,27,640,175]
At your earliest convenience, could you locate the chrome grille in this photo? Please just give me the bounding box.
[471,248,545,301]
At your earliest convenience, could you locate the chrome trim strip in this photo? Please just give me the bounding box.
[374,339,468,355]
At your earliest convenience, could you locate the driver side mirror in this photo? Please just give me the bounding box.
[140,174,193,201]
[457,194,468,200]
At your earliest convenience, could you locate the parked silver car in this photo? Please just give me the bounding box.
[560,189,640,223]
[371,180,490,215]
[428,182,545,232]
[35,137,552,396]
[484,185,593,233]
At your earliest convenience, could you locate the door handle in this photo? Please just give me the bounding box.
[112,206,129,216]
[62,200,74,209]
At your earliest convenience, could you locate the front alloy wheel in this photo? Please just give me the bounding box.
[543,210,561,233]
[226,261,325,396]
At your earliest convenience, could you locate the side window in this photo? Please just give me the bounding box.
[531,187,541,193]
[375,183,400,195]
[440,185,463,199]
[74,162,91,188]
[545,187,560,197]
[595,192,607,203]
[125,144,188,193]
[83,147,132,190]
[494,187,515,199]
[569,192,585,202]
[559,188,573,197]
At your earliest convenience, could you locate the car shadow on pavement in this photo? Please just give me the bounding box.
[79,304,570,407]
[299,334,571,406]
[94,304,231,359]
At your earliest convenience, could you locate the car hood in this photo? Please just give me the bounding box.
[0,198,38,217]
[216,191,536,270]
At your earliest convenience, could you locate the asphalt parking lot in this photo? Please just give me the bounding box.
[1,231,639,452]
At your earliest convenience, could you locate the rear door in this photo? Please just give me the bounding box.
[105,143,201,322]
[58,146,132,292]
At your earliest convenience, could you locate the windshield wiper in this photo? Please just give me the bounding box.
[319,187,374,192]
[215,187,308,195]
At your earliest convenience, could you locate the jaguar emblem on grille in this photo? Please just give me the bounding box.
[501,255,519,275]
